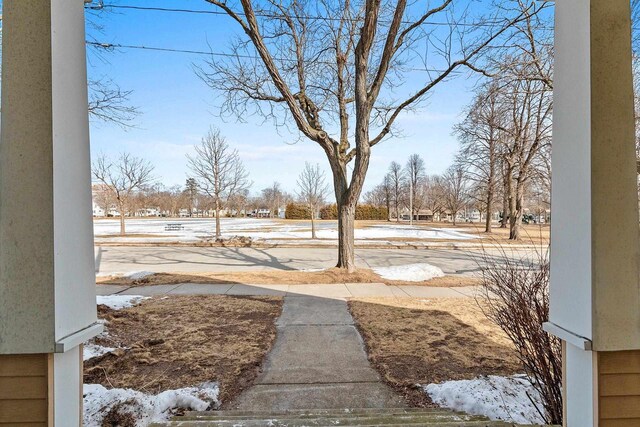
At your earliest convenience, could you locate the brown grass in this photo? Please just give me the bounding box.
[84,295,283,406]
[97,268,480,288]
[95,233,177,238]
[348,297,521,407]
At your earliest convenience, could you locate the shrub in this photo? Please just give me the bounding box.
[285,203,311,219]
[475,247,562,424]
[320,204,388,220]
[319,204,338,220]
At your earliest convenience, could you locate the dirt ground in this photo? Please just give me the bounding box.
[348,297,521,407]
[84,295,283,406]
[97,268,481,288]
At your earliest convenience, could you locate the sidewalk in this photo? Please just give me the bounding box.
[96,282,479,299]
[229,296,406,410]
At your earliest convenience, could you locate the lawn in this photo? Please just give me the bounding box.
[348,297,522,407]
[97,268,481,288]
[84,295,283,408]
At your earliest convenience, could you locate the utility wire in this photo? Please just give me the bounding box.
[86,40,464,74]
[86,3,528,29]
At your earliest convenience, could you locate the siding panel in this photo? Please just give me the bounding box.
[599,350,640,424]
[0,354,48,425]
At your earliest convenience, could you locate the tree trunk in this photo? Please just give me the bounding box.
[501,172,511,228]
[119,201,126,235]
[337,201,356,272]
[310,204,317,239]
[509,183,524,240]
[215,198,221,238]
[119,213,126,235]
[485,190,493,233]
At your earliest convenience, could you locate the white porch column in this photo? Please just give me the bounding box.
[0,1,100,425]
[547,0,640,425]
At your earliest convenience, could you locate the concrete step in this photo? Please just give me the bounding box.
[150,408,522,426]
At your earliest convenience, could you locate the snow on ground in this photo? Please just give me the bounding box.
[83,344,116,361]
[96,295,149,310]
[83,383,219,427]
[424,375,545,424]
[123,271,155,280]
[93,218,479,242]
[373,263,445,281]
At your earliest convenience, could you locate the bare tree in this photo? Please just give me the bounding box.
[442,164,469,225]
[198,0,530,271]
[92,153,155,235]
[187,127,251,238]
[297,162,329,239]
[387,161,405,222]
[404,154,426,222]
[423,174,445,222]
[455,82,504,233]
[262,182,285,218]
[499,70,552,240]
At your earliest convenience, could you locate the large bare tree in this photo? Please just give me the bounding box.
[197,0,530,271]
[297,162,329,238]
[187,127,251,238]
[454,82,504,233]
[442,164,469,225]
[92,153,155,235]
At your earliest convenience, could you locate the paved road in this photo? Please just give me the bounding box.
[95,245,543,276]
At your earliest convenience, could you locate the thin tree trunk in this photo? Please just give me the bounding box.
[501,172,512,228]
[509,182,524,240]
[310,204,317,239]
[119,201,126,235]
[215,198,221,238]
[119,213,126,235]
[485,190,493,233]
[337,201,356,272]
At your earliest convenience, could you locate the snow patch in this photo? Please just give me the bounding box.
[373,263,445,282]
[97,295,149,310]
[83,344,116,361]
[424,375,544,424]
[83,383,219,427]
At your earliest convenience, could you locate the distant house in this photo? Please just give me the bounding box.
[255,208,271,218]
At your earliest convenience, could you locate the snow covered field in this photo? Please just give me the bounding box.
[94,217,479,243]
[424,375,544,424]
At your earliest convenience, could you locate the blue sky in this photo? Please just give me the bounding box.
[86,0,484,195]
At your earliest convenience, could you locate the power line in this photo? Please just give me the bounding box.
[86,41,463,74]
[86,3,516,29]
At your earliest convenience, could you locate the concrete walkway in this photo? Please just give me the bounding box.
[229,296,406,411]
[96,282,478,299]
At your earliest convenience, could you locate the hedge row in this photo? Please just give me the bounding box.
[319,204,388,220]
[285,203,312,219]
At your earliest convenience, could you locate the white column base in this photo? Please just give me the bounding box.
[565,343,597,426]
[53,345,83,426]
